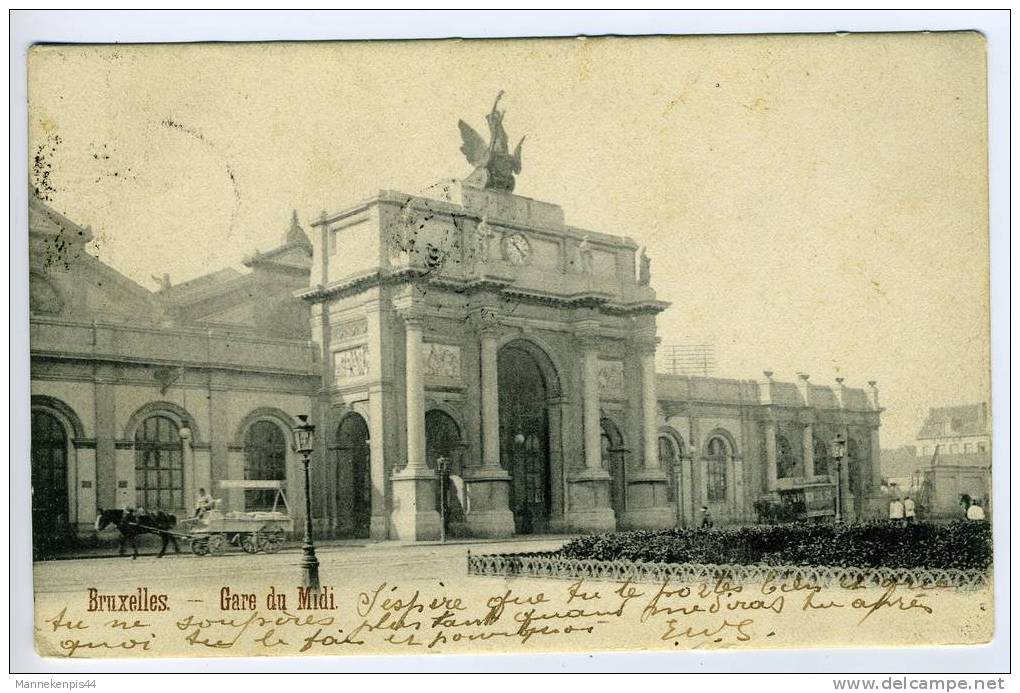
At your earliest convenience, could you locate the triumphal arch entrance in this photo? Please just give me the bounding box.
[298,97,673,540]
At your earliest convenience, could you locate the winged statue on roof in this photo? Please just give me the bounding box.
[457,91,526,193]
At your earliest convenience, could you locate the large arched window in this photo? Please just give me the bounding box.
[776,434,797,479]
[135,415,183,511]
[704,436,729,502]
[244,420,287,511]
[658,435,680,468]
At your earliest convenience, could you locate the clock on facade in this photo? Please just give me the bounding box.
[502,232,531,265]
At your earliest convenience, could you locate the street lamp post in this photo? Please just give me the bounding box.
[673,460,684,529]
[831,433,846,523]
[293,414,320,594]
[436,456,449,544]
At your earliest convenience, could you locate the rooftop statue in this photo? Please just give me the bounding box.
[458,91,526,193]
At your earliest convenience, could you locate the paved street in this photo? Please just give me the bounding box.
[33,536,570,595]
[31,534,992,659]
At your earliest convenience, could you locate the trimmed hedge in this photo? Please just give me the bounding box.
[558,521,992,571]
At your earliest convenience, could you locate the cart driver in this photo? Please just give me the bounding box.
[195,488,213,519]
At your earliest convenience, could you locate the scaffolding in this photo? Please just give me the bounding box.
[658,344,718,377]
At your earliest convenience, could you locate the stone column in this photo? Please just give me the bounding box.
[366,386,390,539]
[93,366,117,511]
[582,341,602,472]
[389,310,440,540]
[114,443,135,510]
[180,430,196,517]
[191,444,212,512]
[869,425,883,492]
[72,442,97,532]
[623,332,672,529]
[463,316,514,537]
[764,417,778,492]
[565,321,615,531]
[802,421,815,478]
[640,343,659,471]
[681,453,695,526]
[689,415,702,512]
[405,316,427,471]
[226,446,245,512]
[732,454,745,520]
[365,302,391,539]
[839,425,853,519]
[480,328,501,468]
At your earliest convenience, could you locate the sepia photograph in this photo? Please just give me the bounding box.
[11,10,1008,676]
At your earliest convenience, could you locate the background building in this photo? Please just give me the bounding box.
[881,403,991,519]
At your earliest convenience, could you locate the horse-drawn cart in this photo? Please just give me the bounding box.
[180,480,293,556]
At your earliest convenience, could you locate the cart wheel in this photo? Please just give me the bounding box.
[207,533,227,555]
[191,538,209,556]
[240,533,259,554]
[262,527,285,553]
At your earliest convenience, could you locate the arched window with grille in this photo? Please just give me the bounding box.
[704,436,729,502]
[135,415,183,511]
[244,420,287,511]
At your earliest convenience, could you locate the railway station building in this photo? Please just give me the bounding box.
[28,178,884,549]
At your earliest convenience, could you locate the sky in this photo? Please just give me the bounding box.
[26,33,990,448]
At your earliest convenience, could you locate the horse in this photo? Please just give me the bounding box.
[95,508,180,559]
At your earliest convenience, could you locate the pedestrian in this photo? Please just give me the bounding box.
[903,496,916,524]
[194,487,213,519]
[700,506,713,529]
[889,497,905,524]
[959,494,972,518]
[966,500,986,521]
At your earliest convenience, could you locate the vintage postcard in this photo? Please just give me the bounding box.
[25,32,993,660]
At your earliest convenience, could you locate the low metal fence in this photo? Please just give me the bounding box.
[466,551,990,590]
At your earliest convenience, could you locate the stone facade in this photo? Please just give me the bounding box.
[28,181,884,547]
[28,193,319,549]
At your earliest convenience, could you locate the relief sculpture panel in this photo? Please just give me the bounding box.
[423,342,461,380]
[598,359,625,394]
[331,318,368,342]
[334,344,369,381]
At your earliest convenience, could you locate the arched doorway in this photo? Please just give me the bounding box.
[335,413,371,538]
[601,417,626,515]
[31,410,70,555]
[425,409,465,532]
[499,342,552,534]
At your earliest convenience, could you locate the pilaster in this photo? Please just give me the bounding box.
[462,309,514,538]
[389,306,440,540]
[564,321,615,532]
[622,329,671,529]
